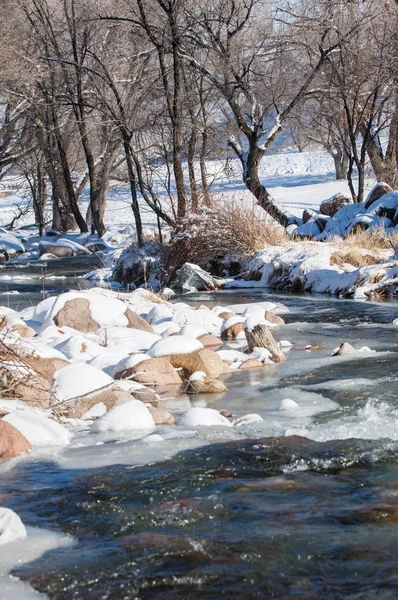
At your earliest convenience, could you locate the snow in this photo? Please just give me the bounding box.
[148,336,204,358]
[172,309,223,335]
[0,232,24,254]
[178,407,233,427]
[0,508,27,546]
[90,400,155,433]
[81,402,107,420]
[53,363,114,401]
[3,410,72,447]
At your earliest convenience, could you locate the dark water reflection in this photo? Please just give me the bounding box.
[2,436,398,599]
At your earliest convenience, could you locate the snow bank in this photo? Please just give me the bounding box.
[178,407,232,427]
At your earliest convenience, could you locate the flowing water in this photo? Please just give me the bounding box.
[2,285,398,599]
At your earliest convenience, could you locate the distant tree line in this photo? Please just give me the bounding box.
[0,0,396,242]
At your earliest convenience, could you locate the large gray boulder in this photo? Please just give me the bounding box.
[172,263,220,292]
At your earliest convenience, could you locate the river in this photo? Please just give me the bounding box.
[1,278,398,599]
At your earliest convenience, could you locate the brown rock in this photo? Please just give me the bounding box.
[39,243,73,258]
[54,298,99,332]
[218,311,236,320]
[220,410,233,418]
[188,379,228,394]
[239,358,263,369]
[147,406,175,425]
[167,349,224,382]
[25,357,70,381]
[221,322,244,340]
[115,357,182,386]
[221,362,233,374]
[197,333,223,349]
[124,308,154,333]
[0,420,31,457]
[12,323,36,338]
[320,193,351,217]
[131,387,159,404]
[364,182,393,210]
[60,385,133,418]
[264,311,285,325]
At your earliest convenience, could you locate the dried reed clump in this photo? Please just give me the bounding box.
[166,204,289,277]
[330,249,385,269]
[342,227,398,251]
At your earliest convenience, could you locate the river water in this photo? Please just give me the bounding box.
[1,281,398,599]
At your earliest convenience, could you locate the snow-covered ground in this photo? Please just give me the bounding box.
[0,150,377,233]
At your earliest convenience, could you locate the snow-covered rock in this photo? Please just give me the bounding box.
[148,336,204,358]
[3,410,72,447]
[178,407,232,427]
[53,363,114,401]
[0,508,27,546]
[90,400,155,433]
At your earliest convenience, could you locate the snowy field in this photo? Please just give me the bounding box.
[0,150,377,235]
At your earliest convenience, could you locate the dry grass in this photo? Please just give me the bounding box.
[166,203,290,278]
[330,249,385,269]
[340,227,398,251]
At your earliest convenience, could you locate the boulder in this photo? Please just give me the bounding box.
[188,379,228,394]
[147,406,175,425]
[172,263,220,293]
[54,298,99,332]
[167,349,224,382]
[302,208,320,224]
[114,357,182,386]
[239,358,263,370]
[131,387,159,404]
[24,357,70,381]
[314,216,330,232]
[39,243,73,258]
[364,182,393,210]
[332,342,356,356]
[85,241,108,252]
[124,308,154,333]
[221,320,244,340]
[60,385,134,419]
[320,193,351,217]
[0,420,31,458]
[197,334,223,349]
[264,311,285,325]
[218,311,236,320]
[11,323,36,338]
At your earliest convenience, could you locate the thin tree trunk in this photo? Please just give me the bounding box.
[200,130,212,208]
[124,139,143,247]
[187,128,199,213]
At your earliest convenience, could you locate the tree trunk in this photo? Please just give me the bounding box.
[245,324,286,363]
[124,139,143,247]
[200,130,212,208]
[244,145,290,227]
[187,128,199,213]
[333,150,349,180]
